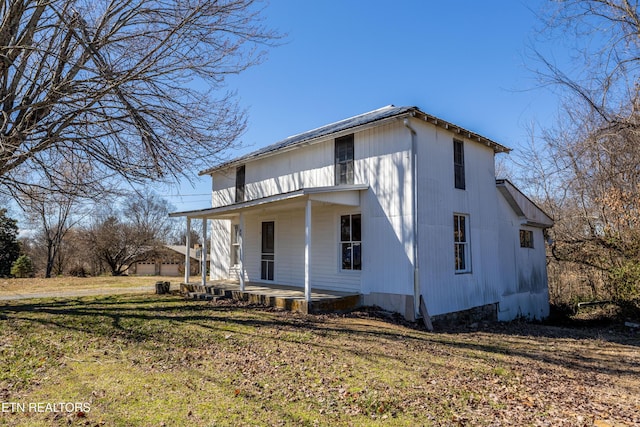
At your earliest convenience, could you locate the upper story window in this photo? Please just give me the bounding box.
[454,213,470,273]
[335,134,354,185]
[453,139,465,190]
[520,229,534,248]
[235,165,245,203]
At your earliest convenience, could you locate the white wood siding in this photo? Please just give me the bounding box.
[358,123,414,296]
[414,118,502,317]
[211,173,235,207]
[204,114,548,320]
[210,219,231,280]
[209,121,416,296]
[217,205,361,293]
[496,194,550,320]
[210,140,334,207]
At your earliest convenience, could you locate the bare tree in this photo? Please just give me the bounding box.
[85,191,173,275]
[0,0,277,198]
[172,227,202,247]
[123,190,175,241]
[527,0,640,306]
[533,0,639,121]
[16,168,92,277]
[85,215,149,276]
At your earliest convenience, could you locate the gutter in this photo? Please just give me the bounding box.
[403,118,420,320]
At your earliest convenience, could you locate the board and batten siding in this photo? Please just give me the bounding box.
[204,114,547,321]
[357,123,414,299]
[216,206,360,293]
[210,138,335,207]
[496,193,550,320]
[413,118,502,317]
[210,219,231,280]
[207,120,416,297]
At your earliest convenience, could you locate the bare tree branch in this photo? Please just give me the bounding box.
[524,0,640,305]
[0,0,279,197]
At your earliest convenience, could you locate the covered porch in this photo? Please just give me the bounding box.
[181,279,361,314]
[169,185,368,309]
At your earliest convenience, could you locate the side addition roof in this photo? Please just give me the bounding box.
[496,179,554,228]
[199,105,511,176]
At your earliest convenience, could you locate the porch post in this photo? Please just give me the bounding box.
[184,217,191,284]
[304,199,311,302]
[201,218,208,286]
[239,213,245,291]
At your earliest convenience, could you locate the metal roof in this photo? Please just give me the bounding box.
[199,105,510,176]
[169,185,369,219]
[496,179,554,228]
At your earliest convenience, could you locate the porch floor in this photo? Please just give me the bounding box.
[181,280,361,314]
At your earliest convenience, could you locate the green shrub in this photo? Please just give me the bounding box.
[10,255,34,278]
[608,260,640,303]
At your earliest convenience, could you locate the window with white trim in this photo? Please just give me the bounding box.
[340,214,361,270]
[454,214,470,273]
[231,224,240,265]
[335,134,354,185]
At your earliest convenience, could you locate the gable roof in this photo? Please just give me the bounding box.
[164,245,209,261]
[496,179,554,228]
[200,105,510,175]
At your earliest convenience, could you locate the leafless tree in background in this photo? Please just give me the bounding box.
[0,0,277,198]
[16,165,91,277]
[19,189,77,277]
[85,191,173,276]
[526,0,640,307]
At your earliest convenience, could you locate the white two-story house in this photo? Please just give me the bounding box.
[171,105,553,322]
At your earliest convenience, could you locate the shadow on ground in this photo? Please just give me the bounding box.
[1,294,638,380]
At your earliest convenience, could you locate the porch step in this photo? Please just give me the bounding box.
[185,292,227,301]
[219,289,361,315]
[180,283,226,296]
[310,294,361,314]
[181,282,361,315]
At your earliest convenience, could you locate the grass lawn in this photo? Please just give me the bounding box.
[0,292,639,426]
[0,276,177,298]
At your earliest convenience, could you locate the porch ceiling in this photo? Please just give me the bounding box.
[169,184,369,219]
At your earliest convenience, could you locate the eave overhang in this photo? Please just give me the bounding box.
[199,105,511,176]
[496,179,554,228]
[169,185,369,219]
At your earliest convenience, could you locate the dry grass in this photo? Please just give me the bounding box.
[0,293,639,426]
[0,276,177,298]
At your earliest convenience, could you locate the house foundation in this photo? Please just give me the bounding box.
[180,281,361,315]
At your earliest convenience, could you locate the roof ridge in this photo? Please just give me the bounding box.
[199,105,414,175]
[280,104,402,141]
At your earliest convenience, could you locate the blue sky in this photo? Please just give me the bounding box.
[169,0,560,210]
